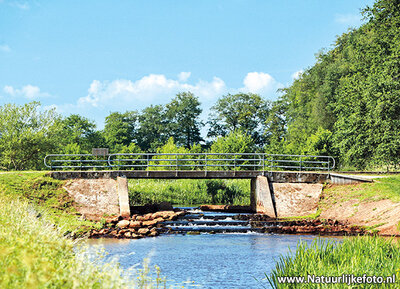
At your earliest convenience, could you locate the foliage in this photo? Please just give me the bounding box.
[274,0,400,169]
[136,105,169,152]
[103,111,137,151]
[210,129,255,154]
[60,114,104,152]
[0,194,169,288]
[0,102,62,170]
[129,179,250,205]
[149,137,202,170]
[208,93,270,147]
[267,236,400,288]
[165,92,203,148]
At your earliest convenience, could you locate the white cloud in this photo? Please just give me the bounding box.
[178,72,191,82]
[335,14,361,26]
[78,73,227,108]
[0,44,11,53]
[3,84,50,99]
[240,72,283,95]
[292,70,304,80]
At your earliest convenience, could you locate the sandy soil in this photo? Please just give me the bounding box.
[319,184,400,236]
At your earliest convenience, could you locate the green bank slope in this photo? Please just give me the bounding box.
[0,172,168,288]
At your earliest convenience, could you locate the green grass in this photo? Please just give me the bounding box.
[323,175,400,203]
[0,194,170,288]
[128,179,250,206]
[267,236,400,288]
[0,172,101,236]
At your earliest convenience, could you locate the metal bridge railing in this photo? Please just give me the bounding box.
[44,153,335,172]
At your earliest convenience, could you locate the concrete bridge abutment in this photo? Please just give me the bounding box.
[250,176,276,217]
[250,175,324,218]
[63,175,130,220]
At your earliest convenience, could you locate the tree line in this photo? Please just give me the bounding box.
[0,92,266,170]
[0,0,399,171]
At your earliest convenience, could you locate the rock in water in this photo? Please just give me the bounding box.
[117,220,130,229]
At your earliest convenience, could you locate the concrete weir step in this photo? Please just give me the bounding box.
[166,207,259,234]
[166,226,262,233]
[181,214,245,220]
[164,220,250,226]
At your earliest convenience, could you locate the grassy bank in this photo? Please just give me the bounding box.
[0,172,101,236]
[128,179,250,206]
[323,174,400,203]
[267,236,400,288]
[0,193,168,288]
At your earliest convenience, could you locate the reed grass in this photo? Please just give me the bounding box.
[267,236,400,288]
[0,194,170,288]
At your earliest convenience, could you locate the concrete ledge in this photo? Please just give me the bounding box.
[49,170,330,183]
[329,173,373,185]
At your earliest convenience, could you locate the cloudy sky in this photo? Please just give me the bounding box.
[0,0,374,128]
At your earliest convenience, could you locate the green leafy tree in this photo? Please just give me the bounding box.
[0,102,62,170]
[210,129,255,154]
[210,130,255,170]
[166,92,203,148]
[136,105,169,151]
[272,0,400,170]
[103,111,137,151]
[208,93,270,147]
[60,114,104,152]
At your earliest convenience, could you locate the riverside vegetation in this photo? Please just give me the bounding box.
[0,172,173,288]
[267,236,400,288]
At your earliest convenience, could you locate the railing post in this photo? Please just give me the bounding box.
[175,154,178,176]
[205,153,207,177]
[328,157,330,173]
[300,156,302,171]
[262,154,265,174]
[146,154,149,177]
[270,155,273,173]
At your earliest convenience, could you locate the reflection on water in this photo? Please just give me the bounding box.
[87,234,340,288]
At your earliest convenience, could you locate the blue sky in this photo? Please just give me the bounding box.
[0,0,374,129]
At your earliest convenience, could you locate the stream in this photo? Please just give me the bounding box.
[87,208,340,288]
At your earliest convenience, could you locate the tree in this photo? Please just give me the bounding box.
[210,129,255,154]
[60,114,104,152]
[0,102,62,170]
[136,105,169,151]
[103,111,137,151]
[166,92,203,148]
[269,0,400,169]
[208,93,270,147]
[264,98,288,153]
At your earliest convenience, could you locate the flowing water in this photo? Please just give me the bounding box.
[87,208,340,288]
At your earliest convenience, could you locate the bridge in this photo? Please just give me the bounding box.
[44,153,367,220]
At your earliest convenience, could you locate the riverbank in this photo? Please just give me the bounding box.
[319,175,400,236]
[0,193,168,288]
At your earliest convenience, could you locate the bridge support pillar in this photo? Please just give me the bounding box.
[117,176,131,219]
[250,176,276,218]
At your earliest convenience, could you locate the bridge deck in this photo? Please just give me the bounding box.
[49,170,330,183]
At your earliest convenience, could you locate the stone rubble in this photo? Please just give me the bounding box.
[89,210,186,239]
